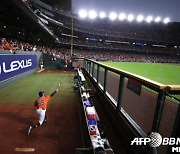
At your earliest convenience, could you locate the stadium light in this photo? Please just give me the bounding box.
[79,9,168,25]
[155,17,161,23]
[137,15,144,22]
[146,16,153,23]
[163,17,170,24]
[79,9,87,18]
[109,12,117,21]
[88,10,97,19]
[119,13,126,21]
[99,12,107,19]
[127,14,134,22]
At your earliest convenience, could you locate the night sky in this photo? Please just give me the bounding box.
[72,0,180,22]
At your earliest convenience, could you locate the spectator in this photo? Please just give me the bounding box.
[0,40,3,50]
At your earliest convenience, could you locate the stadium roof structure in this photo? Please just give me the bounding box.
[39,0,72,12]
[0,0,58,43]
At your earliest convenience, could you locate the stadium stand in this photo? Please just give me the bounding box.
[1,0,180,64]
[25,0,180,59]
[0,0,180,154]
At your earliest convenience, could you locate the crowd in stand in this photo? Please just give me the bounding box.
[1,37,180,63]
[60,36,180,55]
[1,37,179,63]
[74,50,180,63]
[0,1,179,65]
[0,38,67,59]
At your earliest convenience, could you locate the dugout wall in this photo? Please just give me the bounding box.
[0,50,42,89]
[82,58,180,154]
[43,53,72,70]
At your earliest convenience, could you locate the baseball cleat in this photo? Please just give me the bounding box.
[28,126,32,135]
[44,116,48,122]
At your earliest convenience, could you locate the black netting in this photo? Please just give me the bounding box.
[106,71,120,103]
[121,78,158,134]
[98,67,105,89]
[92,64,97,81]
[89,62,93,76]
[84,60,180,154]
[158,96,179,154]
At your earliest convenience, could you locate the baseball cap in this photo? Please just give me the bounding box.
[39,91,44,97]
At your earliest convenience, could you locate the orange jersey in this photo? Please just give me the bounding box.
[4,43,13,50]
[34,95,51,109]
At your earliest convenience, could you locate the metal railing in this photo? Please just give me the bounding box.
[83,58,180,154]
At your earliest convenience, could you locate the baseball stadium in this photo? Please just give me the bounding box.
[0,0,180,154]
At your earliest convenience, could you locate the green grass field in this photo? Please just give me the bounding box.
[101,62,180,85]
[0,72,75,105]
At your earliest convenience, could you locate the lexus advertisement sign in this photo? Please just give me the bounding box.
[0,55,37,82]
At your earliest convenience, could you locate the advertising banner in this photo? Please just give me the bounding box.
[0,55,37,82]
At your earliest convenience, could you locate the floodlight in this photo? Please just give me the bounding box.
[119,13,126,20]
[99,12,106,19]
[146,16,153,23]
[109,12,117,20]
[79,10,87,18]
[155,17,161,23]
[137,15,144,22]
[127,14,134,22]
[163,17,170,24]
[89,10,97,19]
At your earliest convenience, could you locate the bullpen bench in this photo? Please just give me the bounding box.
[75,69,114,154]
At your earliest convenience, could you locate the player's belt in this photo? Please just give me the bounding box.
[37,108,46,110]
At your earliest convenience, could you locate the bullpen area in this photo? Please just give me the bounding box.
[0,70,83,153]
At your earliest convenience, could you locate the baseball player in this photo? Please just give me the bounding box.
[28,89,58,135]
[39,59,44,70]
